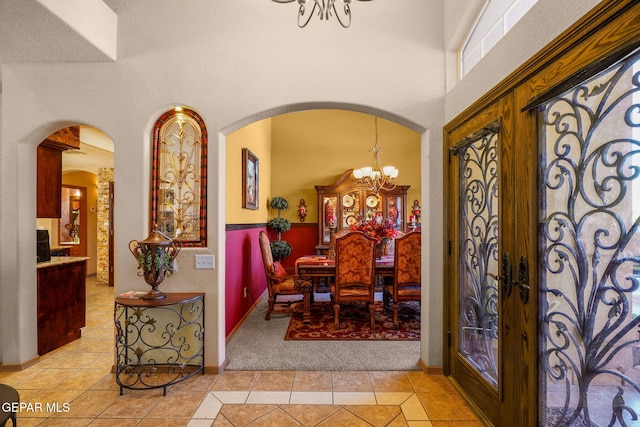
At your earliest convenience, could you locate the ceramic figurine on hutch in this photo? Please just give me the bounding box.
[388,200,399,226]
[411,200,421,221]
[409,200,421,231]
[325,198,336,227]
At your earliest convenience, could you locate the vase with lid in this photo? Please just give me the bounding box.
[129,227,181,300]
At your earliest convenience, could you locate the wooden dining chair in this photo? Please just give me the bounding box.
[259,231,304,320]
[330,230,377,329]
[383,231,421,326]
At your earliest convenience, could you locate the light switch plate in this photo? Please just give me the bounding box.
[195,254,215,269]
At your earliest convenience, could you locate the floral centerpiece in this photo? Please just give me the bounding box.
[349,214,398,244]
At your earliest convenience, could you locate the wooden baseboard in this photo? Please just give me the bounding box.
[0,356,40,372]
[205,364,223,374]
[418,358,443,375]
[226,289,267,343]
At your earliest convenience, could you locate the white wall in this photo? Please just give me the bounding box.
[0,0,445,368]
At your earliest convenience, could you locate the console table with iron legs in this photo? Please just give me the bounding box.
[114,292,205,395]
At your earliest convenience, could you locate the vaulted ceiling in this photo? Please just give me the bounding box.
[0,0,480,90]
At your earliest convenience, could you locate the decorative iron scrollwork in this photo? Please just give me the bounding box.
[540,48,640,426]
[457,123,500,387]
[114,295,204,396]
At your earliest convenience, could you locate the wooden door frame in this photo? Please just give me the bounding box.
[109,181,114,287]
[444,1,640,425]
[444,95,516,426]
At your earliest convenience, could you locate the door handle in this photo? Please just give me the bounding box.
[513,256,529,304]
[487,252,512,297]
[486,253,529,303]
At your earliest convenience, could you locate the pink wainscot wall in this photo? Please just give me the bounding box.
[225,226,267,337]
[225,223,319,337]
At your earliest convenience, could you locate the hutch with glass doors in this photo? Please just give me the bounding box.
[315,169,409,254]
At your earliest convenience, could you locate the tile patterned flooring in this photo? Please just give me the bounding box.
[0,278,483,426]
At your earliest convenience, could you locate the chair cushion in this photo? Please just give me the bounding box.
[384,283,421,298]
[271,261,287,283]
[330,284,371,298]
[272,278,298,293]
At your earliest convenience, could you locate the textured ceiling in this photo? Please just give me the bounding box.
[0,0,115,65]
[0,0,478,71]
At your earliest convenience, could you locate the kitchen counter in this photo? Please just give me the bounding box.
[37,256,89,269]
[36,257,88,355]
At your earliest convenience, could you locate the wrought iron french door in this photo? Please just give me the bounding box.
[446,90,535,425]
[446,109,522,425]
[456,122,501,389]
[445,3,640,426]
[538,47,640,427]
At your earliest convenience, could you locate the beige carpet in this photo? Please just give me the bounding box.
[224,293,421,371]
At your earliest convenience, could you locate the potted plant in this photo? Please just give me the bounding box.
[267,196,292,261]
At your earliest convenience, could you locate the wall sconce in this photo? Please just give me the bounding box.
[297,199,308,222]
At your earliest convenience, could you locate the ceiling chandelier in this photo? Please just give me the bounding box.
[272,0,372,28]
[352,117,398,193]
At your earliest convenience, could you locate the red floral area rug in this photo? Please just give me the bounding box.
[285,300,420,341]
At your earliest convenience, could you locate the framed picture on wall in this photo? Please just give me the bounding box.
[242,148,259,210]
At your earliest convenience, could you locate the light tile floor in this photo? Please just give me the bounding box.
[0,278,483,426]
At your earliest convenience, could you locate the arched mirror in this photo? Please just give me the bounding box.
[60,185,87,257]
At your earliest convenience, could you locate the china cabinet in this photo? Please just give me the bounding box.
[315,169,409,253]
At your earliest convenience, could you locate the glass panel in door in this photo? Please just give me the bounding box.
[458,127,500,389]
[539,49,640,426]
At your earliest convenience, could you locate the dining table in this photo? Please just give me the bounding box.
[293,254,394,324]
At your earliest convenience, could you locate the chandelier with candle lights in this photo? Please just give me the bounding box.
[352,117,398,193]
[272,0,372,28]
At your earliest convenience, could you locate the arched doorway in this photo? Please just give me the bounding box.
[34,125,115,355]
[221,107,430,370]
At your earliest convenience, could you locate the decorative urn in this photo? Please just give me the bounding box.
[129,227,181,300]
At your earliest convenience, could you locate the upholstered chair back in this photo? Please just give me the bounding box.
[331,230,378,329]
[395,231,421,286]
[335,231,377,288]
[259,231,274,275]
[258,230,302,320]
[383,230,421,326]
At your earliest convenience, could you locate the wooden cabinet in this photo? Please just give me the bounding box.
[315,169,409,252]
[37,144,63,218]
[37,258,87,355]
[36,126,80,218]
